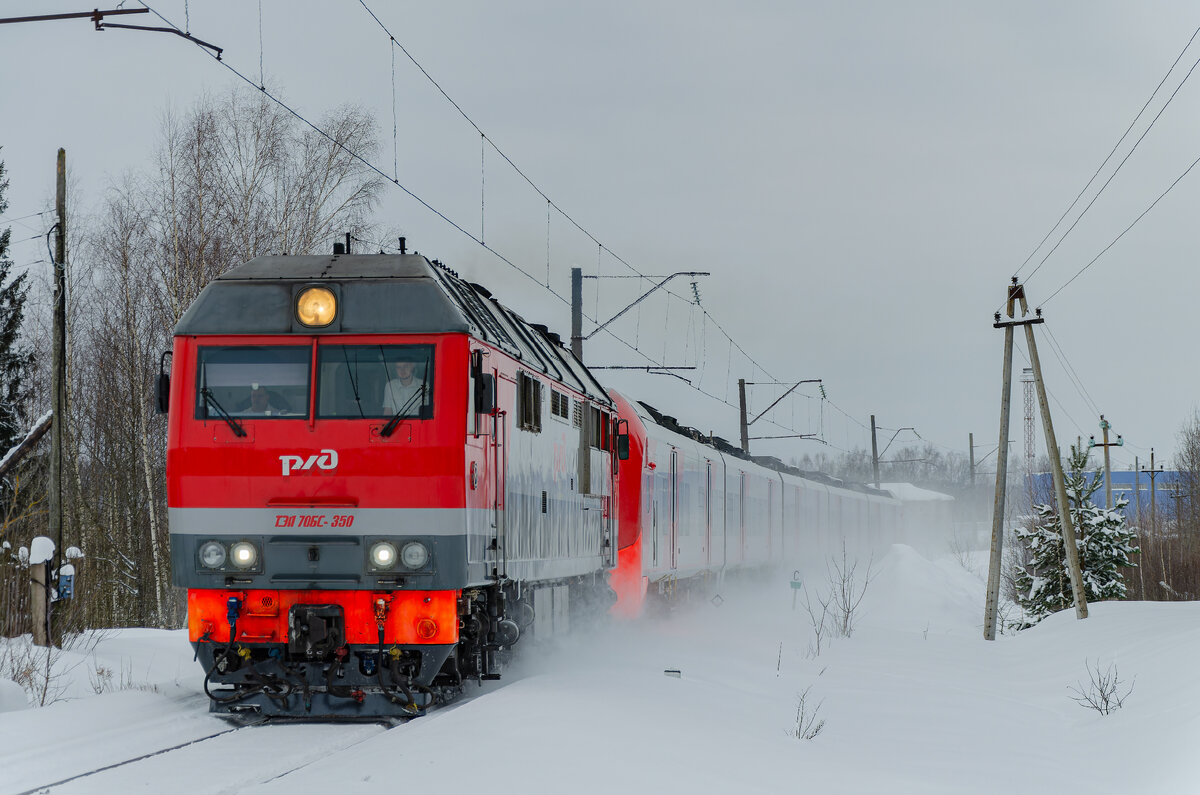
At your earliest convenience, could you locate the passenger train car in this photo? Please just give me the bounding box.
[164,246,899,718]
[607,393,900,618]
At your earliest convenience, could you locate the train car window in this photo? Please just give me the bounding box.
[518,372,542,432]
[195,346,310,419]
[315,344,434,419]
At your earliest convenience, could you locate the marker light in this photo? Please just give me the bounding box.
[199,541,226,569]
[230,541,259,569]
[370,541,398,570]
[401,541,429,569]
[296,286,337,327]
[416,618,438,640]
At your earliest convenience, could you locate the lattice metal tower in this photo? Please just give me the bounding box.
[1022,367,1035,510]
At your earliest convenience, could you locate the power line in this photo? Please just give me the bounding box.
[1042,148,1200,305]
[1024,45,1200,292]
[0,209,53,225]
[1015,22,1200,284]
[1014,337,1087,440]
[1041,323,1101,417]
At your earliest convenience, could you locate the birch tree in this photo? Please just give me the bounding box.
[67,87,383,627]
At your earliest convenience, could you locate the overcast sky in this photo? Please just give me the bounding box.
[3,1,1200,472]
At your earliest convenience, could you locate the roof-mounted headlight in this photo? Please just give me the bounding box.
[296,286,336,327]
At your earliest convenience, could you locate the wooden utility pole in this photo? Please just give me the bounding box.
[1088,415,1122,510]
[1134,455,1140,516]
[1142,448,1163,536]
[33,150,68,648]
[31,560,49,646]
[983,316,1015,641]
[969,432,976,487]
[984,279,1088,640]
[51,149,66,560]
[870,415,881,489]
[1023,312,1088,621]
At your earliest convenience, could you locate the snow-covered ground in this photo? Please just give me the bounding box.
[2,544,1196,794]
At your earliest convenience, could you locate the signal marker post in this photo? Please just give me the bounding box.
[983,280,1089,640]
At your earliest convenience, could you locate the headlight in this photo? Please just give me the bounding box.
[370,541,397,569]
[400,541,429,569]
[296,286,336,327]
[199,541,226,569]
[229,541,259,569]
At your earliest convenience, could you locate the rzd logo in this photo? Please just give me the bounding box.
[279,449,338,477]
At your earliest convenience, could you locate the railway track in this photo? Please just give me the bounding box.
[12,716,395,795]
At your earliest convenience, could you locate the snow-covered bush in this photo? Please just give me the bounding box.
[1011,446,1139,627]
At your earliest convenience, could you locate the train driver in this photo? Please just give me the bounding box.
[382,359,425,415]
[237,384,289,415]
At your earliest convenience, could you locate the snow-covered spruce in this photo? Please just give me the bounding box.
[1011,445,1139,627]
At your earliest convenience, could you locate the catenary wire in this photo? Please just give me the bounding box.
[134,1,838,442]
[1015,22,1200,282]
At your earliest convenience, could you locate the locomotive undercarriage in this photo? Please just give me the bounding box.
[200,576,613,719]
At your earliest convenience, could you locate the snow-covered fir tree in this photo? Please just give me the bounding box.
[0,152,33,456]
[1012,445,1139,626]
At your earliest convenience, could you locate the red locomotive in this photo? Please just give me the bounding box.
[165,246,898,718]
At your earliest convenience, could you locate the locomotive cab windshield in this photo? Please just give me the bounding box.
[196,345,310,419]
[318,344,434,420]
[191,343,436,421]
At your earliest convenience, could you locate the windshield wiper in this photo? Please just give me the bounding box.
[202,388,247,437]
[342,346,366,418]
[380,385,426,438]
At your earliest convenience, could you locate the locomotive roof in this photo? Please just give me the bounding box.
[175,253,611,402]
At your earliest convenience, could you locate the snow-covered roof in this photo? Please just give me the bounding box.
[879,482,954,502]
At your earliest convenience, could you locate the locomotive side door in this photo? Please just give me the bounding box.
[467,351,510,582]
[491,375,513,581]
[467,348,511,583]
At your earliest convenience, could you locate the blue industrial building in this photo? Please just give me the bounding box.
[1029,470,1183,518]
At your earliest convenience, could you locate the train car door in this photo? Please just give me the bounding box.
[705,459,713,567]
[670,449,679,571]
[767,478,775,560]
[739,471,747,564]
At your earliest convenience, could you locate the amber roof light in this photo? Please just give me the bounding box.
[296,286,336,327]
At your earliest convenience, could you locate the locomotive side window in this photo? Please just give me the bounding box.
[195,346,310,419]
[316,344,434,419]
[517,372,542,432]
[589,406,603,449]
